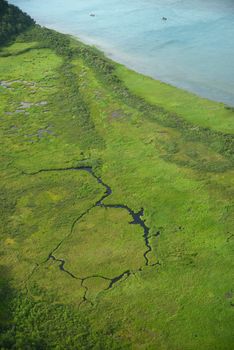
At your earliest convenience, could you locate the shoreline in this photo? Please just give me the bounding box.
[8,0,234,107]
[39,24,234,108]
[77,33,234,107]
[65,33,234,134]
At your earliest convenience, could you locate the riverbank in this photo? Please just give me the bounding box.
[0,22,233,349]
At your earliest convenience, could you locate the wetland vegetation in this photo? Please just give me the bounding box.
[0,1,233,349]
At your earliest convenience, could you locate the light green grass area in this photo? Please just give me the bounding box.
[117,65,234,134]
[0,41,38,55]
[0,30,233,349]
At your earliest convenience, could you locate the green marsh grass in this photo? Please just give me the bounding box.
[0,27,233,349]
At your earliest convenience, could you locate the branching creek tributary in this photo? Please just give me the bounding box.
[24,166,160,306]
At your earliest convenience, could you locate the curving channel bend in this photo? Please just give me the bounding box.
[24,166,160,306]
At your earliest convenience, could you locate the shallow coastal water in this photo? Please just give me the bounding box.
[10,0,234,106]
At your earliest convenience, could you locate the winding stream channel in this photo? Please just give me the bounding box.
[25,166,160,306]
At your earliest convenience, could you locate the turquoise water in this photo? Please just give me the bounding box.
[11,0,234,106]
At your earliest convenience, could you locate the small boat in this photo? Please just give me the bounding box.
[89,13,95,17]
[162,17,167,21]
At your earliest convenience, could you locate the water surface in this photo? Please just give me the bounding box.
[11,0,234,105]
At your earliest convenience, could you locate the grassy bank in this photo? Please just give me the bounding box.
[116,65,234,134]
[0,23,233,349]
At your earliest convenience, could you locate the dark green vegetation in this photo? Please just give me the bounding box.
[0,0,35,45]
[0,3,234,349]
